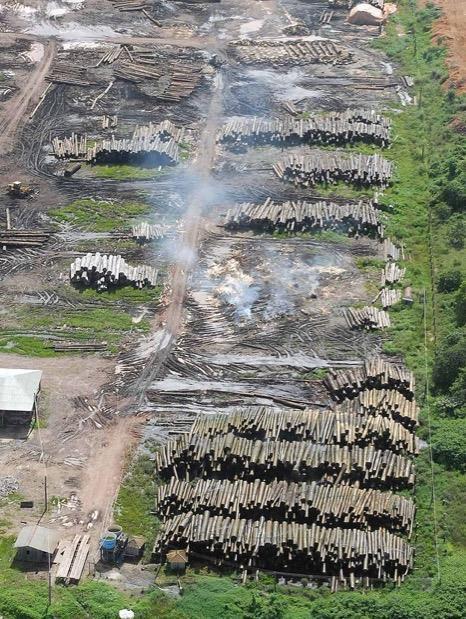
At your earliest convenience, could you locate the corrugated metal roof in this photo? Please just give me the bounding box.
[0,369,42,412]
[14,525,60,554]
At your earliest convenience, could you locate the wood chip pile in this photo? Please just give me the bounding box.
[224,199,384,237]
[344,306,391,330]
[230,39,353,66]
[218,113,390,149]
[273,152,393,187]
[70,252,158,291]
[156,478,415,535]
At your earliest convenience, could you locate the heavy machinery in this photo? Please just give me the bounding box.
[7,181,32,198]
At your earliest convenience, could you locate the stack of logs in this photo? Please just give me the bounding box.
[70,252,158,291]
[132,222,166,242]
[224,199,384,237]
[154,357,417,585]
[218,113,390,149]
[323,358,415,402]
[52,120,182,166]
[46,64,94,87]
[382,262,406,285]
[344,306,391,330]
[273,152,393,187]
[230,39,353,66]
[156,478,415,535]
[113,59,202,103]
[0,229,50,248]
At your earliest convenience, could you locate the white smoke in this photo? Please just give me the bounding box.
[208,259,260,320]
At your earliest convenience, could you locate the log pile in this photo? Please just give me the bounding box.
[230,39,353,66]
[154,514,413,583]
[323,359,415,402]
[379,288,401,309]
[383,238,404,261]
[273,152,393,188]
[113,60,202,103]
[102,115,118,129]
[0,229,50,248]
[52,342,107,352]
[382,262,406,285]
[218,114,390,149]
[70,252,158,291]
[156,478,415,535]
[46,64,94,87]
[338,390,419,431]
[52,120,182,166]
[155,433,414,488]
[132,222,165,242]
[97,46,123,65]
[187,407,417,454]
[344,306,391,330]
[224,199,383,237]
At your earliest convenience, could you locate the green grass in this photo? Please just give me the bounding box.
[67,284,163,305]
[114,452,160,558]
[49,198,150,232]
[89,164,165,180]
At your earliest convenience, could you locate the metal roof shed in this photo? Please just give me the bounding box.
[14,525,60,563]
[0,369,42,412]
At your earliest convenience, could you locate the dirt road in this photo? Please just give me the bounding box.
[0,39,56,155]
[432,0,466,91]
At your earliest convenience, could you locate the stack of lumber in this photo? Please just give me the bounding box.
[218,114,390,149]
[224,199,383,237]
[113,60,202,102]
[323,358,415,402]
[338,390,419,430]
[154,514,413,583]
[344,306,391,330]
[0,229,50,247]
[55,534,90,584]
[382,262,406,285]
[109,0,148,11]
[97,46,122,65]
[156,478,415,535]
[70,252,158,291]
[273,152,393,188]
[132,222,165,242]
[187,407,417,454]
[46,64,93,87]
[230,39,353,66]
[155,433,414,488]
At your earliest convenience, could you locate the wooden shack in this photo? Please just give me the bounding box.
[14,525,59,564]
[166,548,188,572]
[0,369,42,430]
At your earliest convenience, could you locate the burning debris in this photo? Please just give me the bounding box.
[208,259,259,320]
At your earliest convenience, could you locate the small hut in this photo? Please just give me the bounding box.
[166,548,188,572]
[14,525,59,564]
[0,368,42,429]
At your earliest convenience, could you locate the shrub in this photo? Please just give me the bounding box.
[431,419,466,471]
[454,282,466,326]
[437,269,462,293]
[432,330,466,391]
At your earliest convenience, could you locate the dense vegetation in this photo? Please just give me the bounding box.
[1,1,465,617]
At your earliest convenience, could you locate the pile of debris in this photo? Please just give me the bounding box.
[344,306,391,330]
[218,113,390,149]
[230,38,353,66]
[0,476,19,499]
[273,152,393,187]
[224,199,384,237]
[70,253,158,291]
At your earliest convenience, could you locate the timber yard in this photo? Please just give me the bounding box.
[0,1,465,618]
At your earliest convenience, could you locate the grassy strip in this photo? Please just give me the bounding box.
[49,198,150,232]
[90,164,165,180]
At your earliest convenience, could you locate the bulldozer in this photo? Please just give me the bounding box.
[7,181,33,198]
